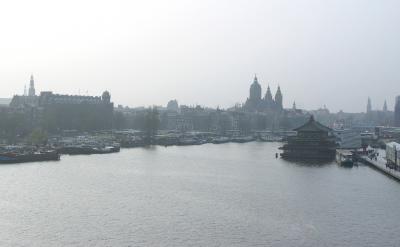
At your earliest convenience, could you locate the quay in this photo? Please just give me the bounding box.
[358,154,400,181]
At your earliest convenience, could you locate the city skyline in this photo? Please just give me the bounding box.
[5,74,395,113]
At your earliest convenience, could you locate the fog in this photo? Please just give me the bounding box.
[0,0,399,112]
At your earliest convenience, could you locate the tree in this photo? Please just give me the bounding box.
[144,107,160,141]
[28,128,48,146]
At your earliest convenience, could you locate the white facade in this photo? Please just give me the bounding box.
[386,142,400,165]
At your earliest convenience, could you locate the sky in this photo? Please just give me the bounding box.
[0,0,399,113]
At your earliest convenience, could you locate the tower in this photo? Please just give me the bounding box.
[395,96,400,127]
[383,100,388,112]
[249,75,261,101]
[292,101,296,110]
[28,74,36,96]
[367,97,372,113]
[264,85,273,103]
[274,86,283,110]
[102,91,111,104]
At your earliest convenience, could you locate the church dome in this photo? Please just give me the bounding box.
[249,75,261,101]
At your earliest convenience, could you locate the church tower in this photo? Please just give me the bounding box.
[274,86,283,110]
[264,85,273,103]
[249,75,262,101]
[28,75,36,96]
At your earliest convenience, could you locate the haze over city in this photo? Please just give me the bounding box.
[1,0,399,112]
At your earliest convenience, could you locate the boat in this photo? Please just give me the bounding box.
[211,137,231,144]
[58,143,120,155]
[336,150,354,167]
[178,137,201,146]
[231,136,255,143]
[0,150,60,164]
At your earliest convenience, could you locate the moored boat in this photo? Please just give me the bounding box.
[336,150,354,167]
[0,150,60,164]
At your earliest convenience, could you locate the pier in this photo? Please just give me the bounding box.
[358,153,400,181]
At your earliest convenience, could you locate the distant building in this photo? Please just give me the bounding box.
[9,76,114,131]
[167,100,179,112]
[334,129,362,149]
[383,100,388,112]
[38,91,114,131]
[362,96,394,127]
[395,96,400,127]
[367,97,372,113]
[280,115,336,161]
[243,75,283,113]
[10,75,39,107]
[28,75,36,96]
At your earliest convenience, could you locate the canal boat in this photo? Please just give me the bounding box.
[0,150,60,164]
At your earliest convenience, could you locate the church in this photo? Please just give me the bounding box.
[243,75,283,113]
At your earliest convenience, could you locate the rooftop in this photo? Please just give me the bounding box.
[294,115,332,133]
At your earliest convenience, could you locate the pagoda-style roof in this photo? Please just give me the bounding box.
[293,115,332,133]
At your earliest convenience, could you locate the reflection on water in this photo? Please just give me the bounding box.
[0,142,399,247]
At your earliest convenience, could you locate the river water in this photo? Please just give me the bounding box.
[0,142,399,247]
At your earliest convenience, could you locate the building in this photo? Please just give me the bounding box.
[334,129,362,149]
[243,75,283,113]
[166,100,179,112]
[367,97,372,113]
[395,96,400,127]
[38,91,114,131]
[386,142,400,170]
[9,76,114,132]
[28,75,36,96]
[10,75,39,107]
[280,115,337,161]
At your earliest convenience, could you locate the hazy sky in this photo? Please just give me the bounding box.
[0,0,399,112]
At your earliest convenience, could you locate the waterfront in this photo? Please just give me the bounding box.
[1,142,400,246]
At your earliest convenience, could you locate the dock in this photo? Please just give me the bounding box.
[358,154,400,181]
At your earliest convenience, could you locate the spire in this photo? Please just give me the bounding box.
[28,74,36,96]
[253,74,258,84]
[274,85,283,110]
[383,100,388,112]
[292,101,296,110]
[265,85,273,102]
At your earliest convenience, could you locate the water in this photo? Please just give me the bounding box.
[1,142,399,247]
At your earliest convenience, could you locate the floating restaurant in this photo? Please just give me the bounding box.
[280,115,336,161]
